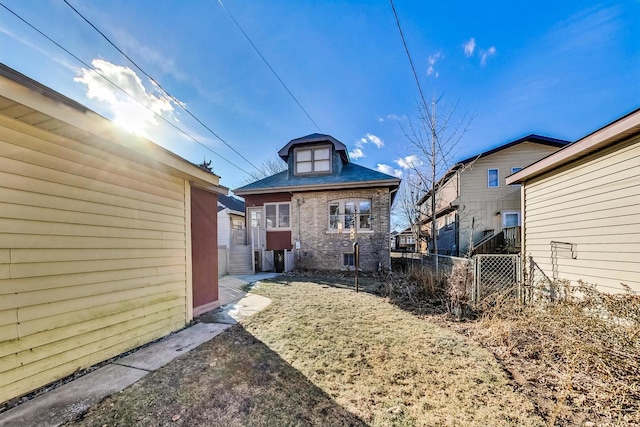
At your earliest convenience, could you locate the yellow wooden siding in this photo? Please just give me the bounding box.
[524,136,640,293]
[456,142,562,253]
[0,114,185,197]
[0,117,189,403]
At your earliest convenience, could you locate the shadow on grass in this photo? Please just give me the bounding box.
[70,324,366,427]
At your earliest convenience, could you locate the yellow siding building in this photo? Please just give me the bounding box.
[508,109,640,293]
[419,135,569,256]
[0,64,225,403]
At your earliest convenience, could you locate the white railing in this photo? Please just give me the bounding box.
[231,228,246,245]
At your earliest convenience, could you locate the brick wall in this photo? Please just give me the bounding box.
[290,188,392,271]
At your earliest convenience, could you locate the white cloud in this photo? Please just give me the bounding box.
[349,147,365,159]
[351,133,384,159]
[395,155,422,170]
[480,46,497,66]
[75,59,176,135]
[387,114,405,121]
[427,52,442,77]
[376,164,403,178]
[464,38,476,57]
[365,133,384,148]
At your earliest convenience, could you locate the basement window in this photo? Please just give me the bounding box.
[343,253,355,267]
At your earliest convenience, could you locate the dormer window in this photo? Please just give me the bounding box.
[295,145,331,175]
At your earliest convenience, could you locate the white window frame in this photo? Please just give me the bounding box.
[488,168,499,188]
[264,202,291,230]
[328,199,372,232]
[510,167,522,186]
[294,145,332,175]
[501,210,521,227]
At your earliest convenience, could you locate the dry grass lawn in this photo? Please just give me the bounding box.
[67,277,543,426]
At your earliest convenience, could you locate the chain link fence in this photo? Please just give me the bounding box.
[472,254,521,303]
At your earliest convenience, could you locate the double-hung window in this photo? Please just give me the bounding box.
[295,146,331,175]
[265,203,290,229]
[328,199,372,231]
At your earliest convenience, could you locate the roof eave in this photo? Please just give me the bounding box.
[0,63,223,190]
[234,179,400,196]
[507,109,640,185]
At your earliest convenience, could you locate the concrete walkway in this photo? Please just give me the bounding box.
[0,273,281,427]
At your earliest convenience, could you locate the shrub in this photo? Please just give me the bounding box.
[446,260,474,320]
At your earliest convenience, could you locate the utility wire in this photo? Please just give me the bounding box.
[217,0,322,133]
[0,1,252,176]
[61,0,261,173]
[388,0,429,111]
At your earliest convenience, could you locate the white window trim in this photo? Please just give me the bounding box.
[501,210,521,227]
[510,167,522,186]
[328,199,373,233]
[294,145,332,175]
[488,168,499,188]
[264,202,291,230]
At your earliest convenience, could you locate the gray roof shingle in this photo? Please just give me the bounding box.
[218,194,245,212]
[235,163,399,194]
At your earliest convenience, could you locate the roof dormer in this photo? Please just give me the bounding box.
[278,134,349,178]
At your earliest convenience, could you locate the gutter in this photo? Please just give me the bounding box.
[507,108,640,185]
[234,178,401,196]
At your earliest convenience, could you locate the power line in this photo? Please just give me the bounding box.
[388,0,429,111]
[61,0,261,173]
[0,1,252,176]
[217,0,322,133]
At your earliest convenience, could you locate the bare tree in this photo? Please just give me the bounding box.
[393,171,425,252]
[401,95,472,273]
[238,155,287,186]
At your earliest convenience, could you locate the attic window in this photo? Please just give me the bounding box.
[295,145,331,175]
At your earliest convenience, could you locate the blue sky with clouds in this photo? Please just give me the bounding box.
[1,0,639,190]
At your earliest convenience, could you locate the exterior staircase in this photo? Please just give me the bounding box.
[473,226,521,255]
[228,245,254,275]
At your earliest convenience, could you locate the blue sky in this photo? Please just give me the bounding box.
[1,0,639,190]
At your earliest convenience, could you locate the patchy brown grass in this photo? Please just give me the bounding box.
[66,277,542,427]
[450,283,640,426]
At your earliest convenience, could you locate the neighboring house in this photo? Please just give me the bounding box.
[418,135,570,256]
[394,227,416,252]
[507,109,640,293]
[0,64,226,404]
[390,230,398,251]
[217,194,245,247]
[234,133,400,272]
[216,194,247,276]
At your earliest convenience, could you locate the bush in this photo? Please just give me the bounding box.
[446,260,474,320]
[378,266,448,313]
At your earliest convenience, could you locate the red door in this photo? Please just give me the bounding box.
[191,187,219,316]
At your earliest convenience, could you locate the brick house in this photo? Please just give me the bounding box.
[234,134,400,272]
